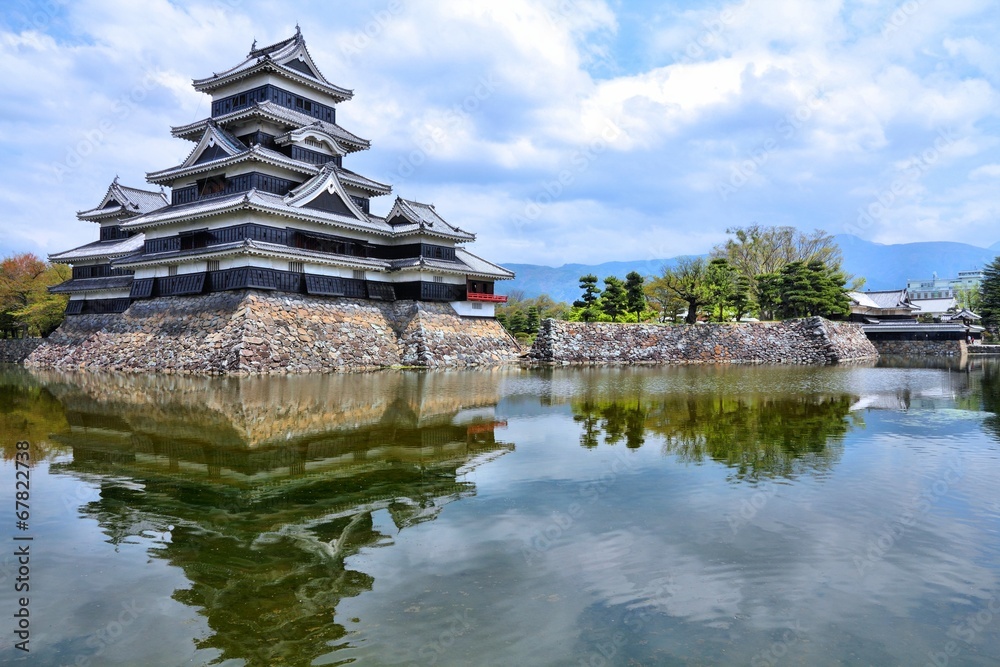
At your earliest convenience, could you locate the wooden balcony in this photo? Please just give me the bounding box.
[467,292,507,303]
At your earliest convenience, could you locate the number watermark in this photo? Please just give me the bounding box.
[12,440,32,653]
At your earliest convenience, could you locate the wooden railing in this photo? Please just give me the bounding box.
[467,293,507,303]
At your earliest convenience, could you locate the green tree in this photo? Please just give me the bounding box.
[507,310,528,334]
[704,258,735,322]
[956,284,982,313]
[644,279,687,323]
[496,293,572,335]
[729,275,754,321]
[712,225,859,315]
[601,276,628,322]
[526,306,540,333]
[624,271,646,320]
[652,257,708,324]
[0,254,70,337]
[756,272,782,320]
[573,274,602,322]
[800,260,851,319]
[769,260,850,320]
[980,257,1000,331]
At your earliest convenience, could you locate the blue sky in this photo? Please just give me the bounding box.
[1,0,999,266]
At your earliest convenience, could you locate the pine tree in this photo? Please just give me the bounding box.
[624,271,646,320]
[806,259,850,318]
[779,261,813,318]
[729,275,754,321]
[573,274,602,322]
[601,276,628,322]
[508,310,528,334]
[756,272,782,320]
[705,258,735,322]
[526,305,540,333]
[980,257,1000,330]
[767,260,849,320]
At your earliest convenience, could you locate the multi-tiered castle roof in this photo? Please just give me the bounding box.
[51,28,512,317]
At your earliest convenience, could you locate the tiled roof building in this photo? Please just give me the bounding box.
[50,28,512,317]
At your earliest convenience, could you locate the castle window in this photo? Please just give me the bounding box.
[207,260,220,272]
[199,175,227,197]
[167,265,178,277]
[289,262,304,273]
[353,269,365,280]
[433,275,444,283]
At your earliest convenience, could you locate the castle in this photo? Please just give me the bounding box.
[31,28,520,373]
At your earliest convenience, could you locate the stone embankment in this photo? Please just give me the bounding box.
[527,317,877,365]
[0,339,44,363]
[25,290,520,374]
[872,340,965,357]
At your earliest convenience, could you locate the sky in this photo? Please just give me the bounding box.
[1,0,999,267]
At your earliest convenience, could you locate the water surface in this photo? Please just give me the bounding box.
[1,360,999,666]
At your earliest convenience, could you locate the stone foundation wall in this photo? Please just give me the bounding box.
[528,317,877,365]
[398,302,522,368]
[870,339,965,357]
[0,339,44,363]
[26,291,521,374]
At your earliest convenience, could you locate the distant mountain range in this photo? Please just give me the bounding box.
[502,235,999,303]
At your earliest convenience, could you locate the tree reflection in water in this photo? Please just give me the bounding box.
[35,370,513,667]
[978,358,1000,442]
[573,393,859,480]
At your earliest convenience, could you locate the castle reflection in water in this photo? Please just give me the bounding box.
[28,369,514,666]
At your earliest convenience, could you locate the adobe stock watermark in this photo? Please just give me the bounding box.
[65,599,145,667]
[520,450,639,563]
[725,479,779,535]
[853,457,963,576]
[881,0,925,38]
[339,0,404,60]
[392,74,500,184]
[846,127,959,236]
[509,120,624,234]
[542,0,587,25]
[7,0,61,33]
[49,70,163,184]
[541,0,619,72]
[718,89,825,201]
[577,576,676,667]
[749,619,807,667]
[405,609,474,666]
[673,0,753,66]
[926,593,1000,667]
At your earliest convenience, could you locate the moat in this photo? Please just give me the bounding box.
[2,360,999,666]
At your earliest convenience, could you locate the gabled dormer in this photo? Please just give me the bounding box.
[180,122,247,169]
[385,197,476,243]
[77,177,168,224]
[250,27,324,81]
[286,165,372,220]
[193,28,354,105]
[274,124,348,163]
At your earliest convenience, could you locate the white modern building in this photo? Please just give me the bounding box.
[906,270,983,300]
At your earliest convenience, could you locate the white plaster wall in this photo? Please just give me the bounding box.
[450,301,495,318]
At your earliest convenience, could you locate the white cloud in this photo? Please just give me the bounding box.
[2,0,999,267]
